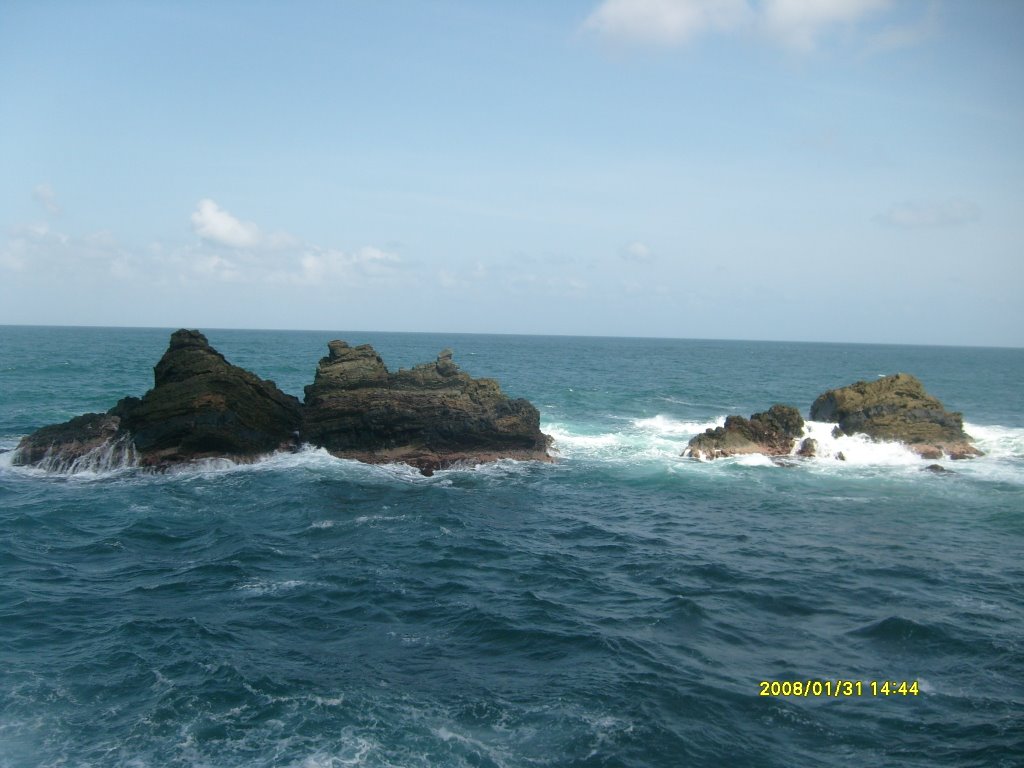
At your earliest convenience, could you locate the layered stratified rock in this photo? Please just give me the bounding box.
[303,341,552,474]
[14,329,303,470]
[685,404,804,460]
[14,331,551,475]
[809,373,981,459]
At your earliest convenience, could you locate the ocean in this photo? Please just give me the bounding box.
[1,326,1022,767]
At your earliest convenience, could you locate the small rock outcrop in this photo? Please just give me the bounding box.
[303,341,552,474]
[796,438,818,458]
[809,373,981,459]
[119,329,304,464]
[685,404,804,460]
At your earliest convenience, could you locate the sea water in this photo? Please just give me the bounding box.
[1,326,1022,767]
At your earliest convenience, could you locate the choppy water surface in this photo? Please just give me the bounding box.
[1,327,1022,767]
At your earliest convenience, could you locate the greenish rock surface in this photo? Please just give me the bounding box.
[303,341,552,474]
[685,404,805,460]
[14,331,552,475]
[809,373,981,459]
[14,329,303,469]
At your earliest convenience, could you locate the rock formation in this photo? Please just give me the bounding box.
[685,404,804,460]
[809,373,981,459]
[14,329,303,470]
[14,330,552,475]
[303,341,552,474]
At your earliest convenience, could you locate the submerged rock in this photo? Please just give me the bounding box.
[685,404,804,460]
[303,341,552,474]
[14,330,551,476]
[796,437,818,458]
[810,373,981,459]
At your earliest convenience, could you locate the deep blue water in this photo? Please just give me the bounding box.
[1,326,1022,767]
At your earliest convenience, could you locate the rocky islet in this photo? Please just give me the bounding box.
[15,332,983,472]
[14,329,551,475]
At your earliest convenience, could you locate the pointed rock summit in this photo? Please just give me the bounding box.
[14,329,303,470]
[14,330,552,475]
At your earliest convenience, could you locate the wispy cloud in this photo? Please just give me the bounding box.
[1,192,404,289]
[32,183,61,216]
[876,199,980,229]
[620,241,654,262]
[584,0,902,52]
[584,0,752,46]
[868,1,938,53]
[761,0,891,52]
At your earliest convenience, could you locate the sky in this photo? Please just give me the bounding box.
[1,0,1022,346]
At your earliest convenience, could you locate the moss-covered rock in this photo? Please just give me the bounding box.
[809,373,981,459]
[302,342,552,474]
[685,404,804,460]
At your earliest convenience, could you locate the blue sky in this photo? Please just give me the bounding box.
[1,0,1022,346]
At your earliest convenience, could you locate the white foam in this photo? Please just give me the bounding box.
[632,414,724,435]
[964,422,1024,460]
[236,579,317,596]
[545,415,722,464]
[796,421,922,466]
[36,434,140,475]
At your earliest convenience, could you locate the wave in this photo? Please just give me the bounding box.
[546,415,724,463]
[545,415,1024,480]
[0,442,544,486]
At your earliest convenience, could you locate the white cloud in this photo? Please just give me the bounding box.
[877,199,980,229]
[761,0,890,51]
[583,0,897,51]
[620,241,654,262]
[32,183,61,215]
[190,199,266,248]
[584,0,751,46]
[294,246,401,285]
[868,1,938,53]
[2,196,403,290]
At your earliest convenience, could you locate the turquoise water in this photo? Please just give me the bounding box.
[1,326,1022,767]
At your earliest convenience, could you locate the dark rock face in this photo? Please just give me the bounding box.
[810,373,981,459]
[14,330,551,475]
[303,341,552,474]
[14,329,303,470]
[11,412,127,472]
[685,404,804,460]
[120,329,303,465]
[796,438,818,458]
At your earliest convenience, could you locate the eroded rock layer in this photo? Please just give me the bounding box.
[14,330,551,475]
[302,341,552,474]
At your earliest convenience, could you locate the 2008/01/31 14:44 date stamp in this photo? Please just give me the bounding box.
[759,680,920,697]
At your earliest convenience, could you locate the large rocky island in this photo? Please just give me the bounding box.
[685,372,981,461]
[13,329,552,475]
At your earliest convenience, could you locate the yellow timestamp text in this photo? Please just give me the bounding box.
[759,680,920,697]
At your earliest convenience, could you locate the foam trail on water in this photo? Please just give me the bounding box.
[546,415,722,463]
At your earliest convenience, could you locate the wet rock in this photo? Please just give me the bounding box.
[685,404,804,460]
[303,341,552,473]
[810,373,981,459]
